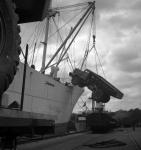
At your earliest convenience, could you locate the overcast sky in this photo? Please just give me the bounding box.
[20,0,141,112]
[92,0,141,112]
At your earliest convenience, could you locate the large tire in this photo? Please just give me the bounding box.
[0,0,21,98]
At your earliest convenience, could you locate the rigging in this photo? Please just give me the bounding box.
[52,2,90,11]
[42,1,95,72]
[80,8,95,70]
[52,17,74,70]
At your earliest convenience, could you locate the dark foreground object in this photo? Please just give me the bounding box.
[17,128,141,150]
[86,112,118,133]
[0,108,55,150]
[83,138,127,148]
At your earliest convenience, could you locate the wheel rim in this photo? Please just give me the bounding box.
[0,11,6,55]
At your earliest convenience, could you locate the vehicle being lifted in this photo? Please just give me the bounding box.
[70,68,123,103]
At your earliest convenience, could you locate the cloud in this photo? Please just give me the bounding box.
[132,0,141,10]
[108,37,141,73]
[90,0,141,112]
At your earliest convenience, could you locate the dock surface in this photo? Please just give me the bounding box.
[18,128,141,150]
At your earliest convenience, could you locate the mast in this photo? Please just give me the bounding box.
[40,17,50,73]
[41,0,55,73]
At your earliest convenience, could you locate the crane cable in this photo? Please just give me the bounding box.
[80,8,95,70]
[48,5,89,41]
[20,21,44,62]
[93,8,106,78]
[94,47,106,78]
[52,17,74,71]
[20,22,41,60]
[52,2,89,11]
[28,21,46,65]
[55,5,94,68]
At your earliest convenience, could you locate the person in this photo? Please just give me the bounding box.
[31,64,35,69]
[50,66,59,78]
[132,122,136,131]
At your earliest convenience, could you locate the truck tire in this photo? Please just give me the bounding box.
[0,0,21,98]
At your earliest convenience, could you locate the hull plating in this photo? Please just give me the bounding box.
[2,63,83,124]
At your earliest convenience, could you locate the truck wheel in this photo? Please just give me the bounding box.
[0,0,21,98]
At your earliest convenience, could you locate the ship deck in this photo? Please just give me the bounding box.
[18,128,141,150]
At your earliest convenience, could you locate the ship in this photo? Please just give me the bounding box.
[0,0,123,149]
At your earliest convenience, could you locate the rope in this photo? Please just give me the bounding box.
[48,6,88,39]
[52,2,89,11]
[56,6,94,67]
[80,10,95,70]
[52,17,74,71]
[28,21,46,65]
[94,46,106,78]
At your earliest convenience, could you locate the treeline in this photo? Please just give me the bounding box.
[111,108,141,127]
[68,109,141,130]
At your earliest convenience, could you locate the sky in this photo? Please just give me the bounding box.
[93,0,141,112]
[20,0,141,112]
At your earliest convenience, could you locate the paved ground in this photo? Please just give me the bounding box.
[18,128,141,150]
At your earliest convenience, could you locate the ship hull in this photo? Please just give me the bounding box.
[1,62,83,134]
[55,122,68,135]
[0,108,68,136]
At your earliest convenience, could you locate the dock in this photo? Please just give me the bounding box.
[18,128,141,150]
